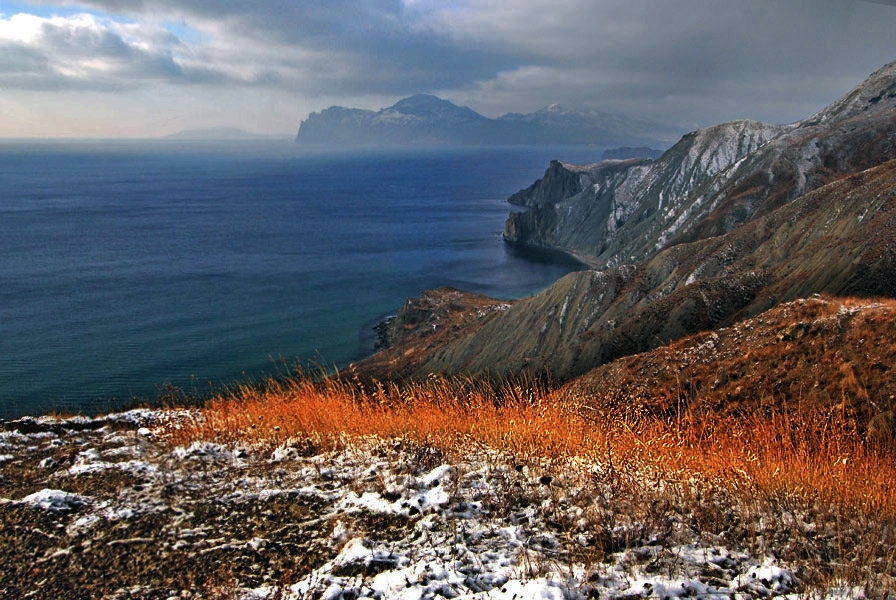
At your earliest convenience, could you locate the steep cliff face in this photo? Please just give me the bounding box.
[506,60,896,269]
[505,120,788,267]
[360,158,896,381]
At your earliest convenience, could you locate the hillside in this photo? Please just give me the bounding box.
[352,60,896,385]
[565,296,896,435]
[356,155,896,382]
[295,95,677,147]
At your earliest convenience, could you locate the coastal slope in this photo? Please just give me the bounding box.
[358,158,896,381]
[357,60,896,384]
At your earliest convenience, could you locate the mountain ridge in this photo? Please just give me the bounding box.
[295,95,679,147]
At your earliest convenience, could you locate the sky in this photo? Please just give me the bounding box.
[0,0,894,138]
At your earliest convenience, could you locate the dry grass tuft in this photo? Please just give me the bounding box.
[172,372,896,519]
[162,296,896,593]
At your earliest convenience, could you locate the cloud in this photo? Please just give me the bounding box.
[418,0,896,124]
[4,0,896,135]
[22,0,522,95]
[0,12,255,90]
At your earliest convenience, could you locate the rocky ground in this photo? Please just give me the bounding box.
[357,287,511,381]
[0,410,884,599]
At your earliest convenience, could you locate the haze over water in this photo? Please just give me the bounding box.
[0,140,599,418]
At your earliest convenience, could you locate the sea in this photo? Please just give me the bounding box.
[0,140,602,418]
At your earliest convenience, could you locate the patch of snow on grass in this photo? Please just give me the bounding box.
[20,488,89,511]
[173,441,246,465]
[0,430,28,448]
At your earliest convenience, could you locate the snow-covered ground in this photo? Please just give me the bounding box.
[0,410,877,599]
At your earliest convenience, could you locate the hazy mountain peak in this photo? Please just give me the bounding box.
[296,94,678,146]
[391,94,451,110]
[165,127,271,140]
[385,94,482,120]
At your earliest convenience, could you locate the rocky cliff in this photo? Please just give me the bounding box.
[505,120,788,267]
[505,60,896,269]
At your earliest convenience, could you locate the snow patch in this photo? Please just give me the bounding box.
[173,441,245,464]
[20,489,89,511]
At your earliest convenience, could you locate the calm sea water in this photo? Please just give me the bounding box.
[0,140,600,418]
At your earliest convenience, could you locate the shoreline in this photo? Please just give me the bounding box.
[501,237,596,270]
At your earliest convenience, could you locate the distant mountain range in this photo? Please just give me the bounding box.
[601,146,664,160]
[295,94,679,147]
[165,127,278,140]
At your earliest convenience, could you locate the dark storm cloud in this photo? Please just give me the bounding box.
[431,0,896,124]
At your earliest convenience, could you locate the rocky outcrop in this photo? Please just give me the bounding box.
[505,119,788,267]
[296,95,678,147]
[505,60,896,269]
[355,287,512,381]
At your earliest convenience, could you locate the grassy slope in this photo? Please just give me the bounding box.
[565,296,896,431]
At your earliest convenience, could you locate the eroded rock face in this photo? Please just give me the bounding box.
[505,60,896,270]
[504,119,789,267]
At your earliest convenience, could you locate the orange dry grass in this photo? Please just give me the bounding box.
[174,375,896,517]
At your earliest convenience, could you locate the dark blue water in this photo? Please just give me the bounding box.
[0,140,599,418]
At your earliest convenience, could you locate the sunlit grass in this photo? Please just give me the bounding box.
[170,372,896,518]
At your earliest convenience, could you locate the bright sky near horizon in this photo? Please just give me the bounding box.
[0,0,894,138]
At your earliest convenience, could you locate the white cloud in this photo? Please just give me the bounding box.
[0,12,274,90]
